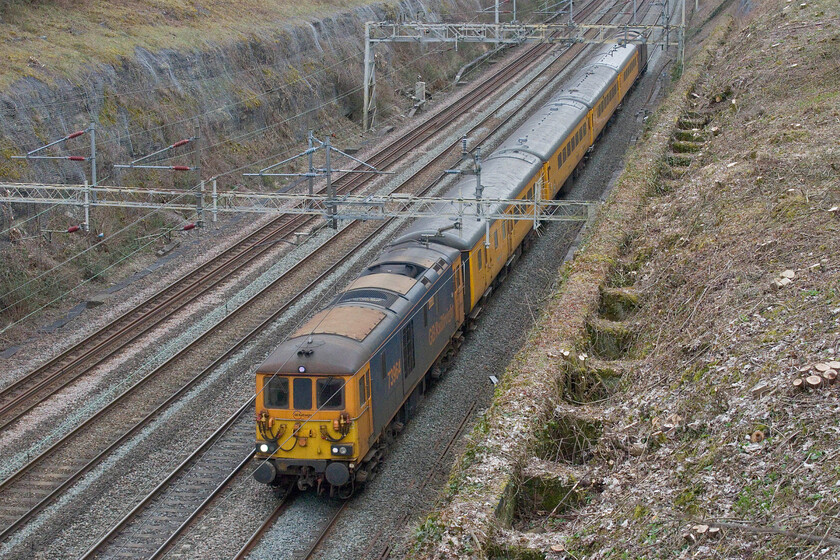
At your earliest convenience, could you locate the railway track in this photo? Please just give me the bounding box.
[76,221,393,559]
[0,0,659,554]
[0,14,581,539]
[0,218,379,542]
[0,2,600,542]
[231,493,297,560]
[362,399,479,560]
[0,1,570,434]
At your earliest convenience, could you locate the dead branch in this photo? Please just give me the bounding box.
[704,520,840,546]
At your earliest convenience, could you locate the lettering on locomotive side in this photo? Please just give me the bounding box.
[386,360,401,388]
[428,303,454,346]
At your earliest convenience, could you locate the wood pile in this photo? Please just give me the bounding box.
[792,361,840,392]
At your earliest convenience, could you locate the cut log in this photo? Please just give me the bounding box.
[824,370,838,385]
[805,375,823,390]
[693,524,709,535]
[751,430,765,443]
[780,269,795,279]
[707,526,722,539]
[792,378,805,391]
[751,382,772,397]
[815,363,830,373]
[828,361,840,370]
[772,277,793,289]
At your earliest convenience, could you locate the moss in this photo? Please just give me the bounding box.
[485,544,546,560]
[674,484,705,516]
[98,92,119,126]
[665,153,693,167]
[534,412,602,464]
[0,138,27,180]
[599,287,641,321]
[515,474,587,523]
[670,140,703,153]
[586,316,634,359]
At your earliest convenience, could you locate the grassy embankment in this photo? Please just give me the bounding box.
[416,0,840,557]
[0,0,384,89]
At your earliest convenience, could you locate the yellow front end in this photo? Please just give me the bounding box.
[253,369,372,493]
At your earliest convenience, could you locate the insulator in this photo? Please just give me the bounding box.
[67,131,86,139]
[68,156,86,161]
[67,225,81,233]
[171,139,190,148]
[172,165,191,171]
[182,223,196,231]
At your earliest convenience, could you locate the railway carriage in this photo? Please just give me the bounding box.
[253,39,646,496]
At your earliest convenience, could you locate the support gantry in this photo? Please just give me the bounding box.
[361,0,691,130]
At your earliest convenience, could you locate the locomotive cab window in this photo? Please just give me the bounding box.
[316,377,344,409]
[293,378,312,409]
[263,376,289,409]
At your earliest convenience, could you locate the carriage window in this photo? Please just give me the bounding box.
[317,377,344,409]
[263,377,289,409]
[293,378,312,409]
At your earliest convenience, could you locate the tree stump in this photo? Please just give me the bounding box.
[805,375,823,390]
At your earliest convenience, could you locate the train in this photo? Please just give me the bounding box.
[252,37,647,497]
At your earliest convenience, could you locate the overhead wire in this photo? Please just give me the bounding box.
[1,0,542,328]
[0,41,459,323]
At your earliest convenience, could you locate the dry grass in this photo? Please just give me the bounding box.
[578,0,840,556]
[0,0,375,88]
[418,0,840,557]
[502,0,840,558]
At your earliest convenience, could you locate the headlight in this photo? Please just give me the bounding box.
[257,442,277,454]
[331,444,354,457]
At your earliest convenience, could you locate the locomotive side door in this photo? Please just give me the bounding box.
[371,342,403,437]
[354,366,375,448]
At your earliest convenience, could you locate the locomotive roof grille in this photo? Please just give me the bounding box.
[366,262,425,278]
[334,288,400,309]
